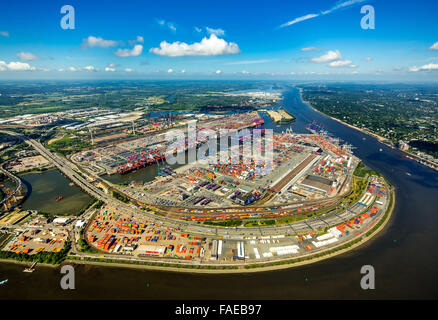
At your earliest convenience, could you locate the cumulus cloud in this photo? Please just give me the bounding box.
[83,65,96,71]
[301,47,320,52]
[311,50,342,63]
[409,63,438,72]
[82,36,118,48]
[279,0,366,28]
[206,27,225,36]
[0,31,9,37]
[329,60,356,67]
[125,68,133,72]
[215,70,222,74]
[181,69,186,73]
[17,52,38,61]
[430,42,438,50]
[0,61,36,71]
[167,68,174,73]
[105,67,116,72]
[69,66,77,72]
[114,44,143,57]
[149,34,240,57]
[129,36,144,46]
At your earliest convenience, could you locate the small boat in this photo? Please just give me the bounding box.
[406,172,412,176]
[55,196,63,201]
[0,279,7,285]
[23,262,37,273]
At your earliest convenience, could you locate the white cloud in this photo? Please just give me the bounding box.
[83,65,96,71]
[167,68,174,73]
[69,66,77,72]
[409,63,438,72]
[311,50,342,63]
[114,44,143,57]
[157,19,176,32]
[82,36,118,48]
[0,61,36,71]
[364,57,373,61]
[181,69,186,73]
[150,34,240,57]
[105,67,115,72]
[329,60,355,67]
[57,68,64,72]
[194,27,202,33]
[430,42,438,50]
[206,27,225,36]
[241,70,250,74]
[17,52,38,61]
[321,0,366,15]
[279,0,366,28]
[301,47,320,52]
[215,70,222,74]
[279,13,319,28]
[129,36,144,46]
[125,68,133,72]
[0,31,9,37]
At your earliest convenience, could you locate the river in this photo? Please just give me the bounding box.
[1,85,438,299]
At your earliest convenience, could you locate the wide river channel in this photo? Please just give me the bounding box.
[1,86,438,299]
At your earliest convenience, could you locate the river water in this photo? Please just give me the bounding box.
[1,86,438,299]
[20,170,92,215]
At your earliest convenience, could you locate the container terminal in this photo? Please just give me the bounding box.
[0,111,392,269]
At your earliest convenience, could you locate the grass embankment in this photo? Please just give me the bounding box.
[78,228,99,254]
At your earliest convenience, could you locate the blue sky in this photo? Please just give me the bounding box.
[0,0,437,80]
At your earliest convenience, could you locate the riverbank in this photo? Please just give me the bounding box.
[298,87,438,172]
[297,87,390,144]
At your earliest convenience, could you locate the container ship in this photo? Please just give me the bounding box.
[117,149,166,174]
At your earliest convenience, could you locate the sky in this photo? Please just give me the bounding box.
[0,0,437,81]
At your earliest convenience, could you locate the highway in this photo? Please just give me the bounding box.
[0,162,22,209]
